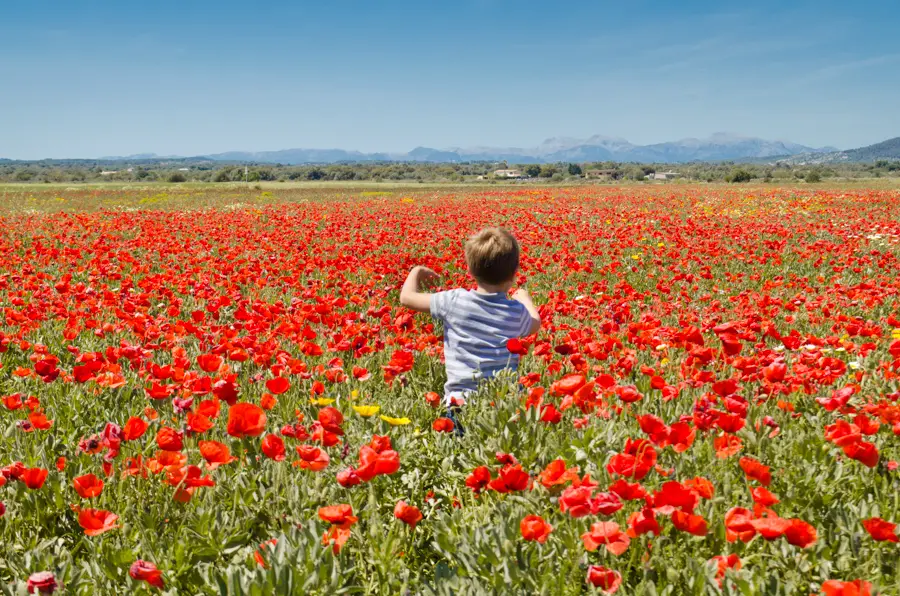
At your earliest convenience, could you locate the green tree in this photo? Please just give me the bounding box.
[567,163,583,176]
[524,165,541,177]
[167,172,187,183]
[805,170,822,183]
[726,169,752,183]
[539,165,557,178]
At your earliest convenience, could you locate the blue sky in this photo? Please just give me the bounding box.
[2,0,898,159]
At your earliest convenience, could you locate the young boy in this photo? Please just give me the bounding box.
[399,227,541,429]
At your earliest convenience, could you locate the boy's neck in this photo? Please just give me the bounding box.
[475,281,513,294]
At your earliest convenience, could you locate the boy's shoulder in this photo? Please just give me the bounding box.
[430,288,468,320]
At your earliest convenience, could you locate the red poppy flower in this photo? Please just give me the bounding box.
[842,441,879,468]
[668,422,696,452]
[750,487,779,507]
[22,467,49,490]
[196,353,223,373]
[296,445,330,472]
[552,374,586,396]
[608,479,648,501]
[507,338,528,355]
[615,385,643,403]
[592,492,624,516]
[627,507,660,537]
[156,427,184,452]
[861,517,898,542]
[713,434,743,459]
[186,412,214,434]
[538,459,580,489]
[28,411,53,430]
[820,580,872,596]
[739,456,771,486]
[582,521,630,555]
[336,468,362,488]
[26,572,58,594]
[318,504,357,525]
[226,403,267,438]
[684,477,715,499]
[559,485,595,518]
[129,560,164,589]
[750,515,791,540]
[73,474,104,499]
[122,417,148,441]
[261,434,286,461]
[394,501,423,529]
[432,417,455,433]
[671,510,708,536]
[520,515,552,543]
[724,507,756,542]
[652,481,699,514]
[465,466,491,493]
[322,523,353,554]
[709,554,741,581]
[2,393,23,410]
[265,377,290,395]
[356,445,399,481]
[606,439,657,480]
[586,565,622,593]
[318,406,344,432]
[78,508,120,536]
[488,464,530,493]
[784,518,817,548]
[198,440,237,469]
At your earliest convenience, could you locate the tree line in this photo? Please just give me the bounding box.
[1,158,897,184]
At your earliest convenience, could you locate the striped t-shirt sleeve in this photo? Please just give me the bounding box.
[514,304,533,337]
[430,289,457,323]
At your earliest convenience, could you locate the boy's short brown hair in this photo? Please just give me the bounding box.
[464,227,520,285]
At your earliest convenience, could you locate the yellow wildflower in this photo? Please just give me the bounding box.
[353,405,380,417]
[380,415,411,426]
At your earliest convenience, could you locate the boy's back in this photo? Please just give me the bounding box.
[398,227,542,409]
[430,288,533,399]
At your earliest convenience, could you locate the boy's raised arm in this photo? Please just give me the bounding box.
[399,266,439,313]
[512,288,541,336]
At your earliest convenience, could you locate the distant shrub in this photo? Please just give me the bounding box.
[805,171,822,183]
[167,172,187,183]
[726,169,753,183]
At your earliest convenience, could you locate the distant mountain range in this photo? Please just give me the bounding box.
[7,134,899,166]
[195,133,840,165]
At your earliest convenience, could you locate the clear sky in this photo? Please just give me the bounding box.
[2,0,898,159]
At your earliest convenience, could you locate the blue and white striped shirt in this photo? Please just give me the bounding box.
[430,289,532,402]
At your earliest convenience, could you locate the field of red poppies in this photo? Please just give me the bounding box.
[1,184,899,595]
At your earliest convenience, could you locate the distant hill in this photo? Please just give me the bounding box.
[776,136,900,165]
[200,133,835,165]
[841,137,900,161]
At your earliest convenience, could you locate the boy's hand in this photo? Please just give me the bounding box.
[511,288,530,301]
[511,288,541,336]
[414,266,440,287]
[400,266,439,313]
